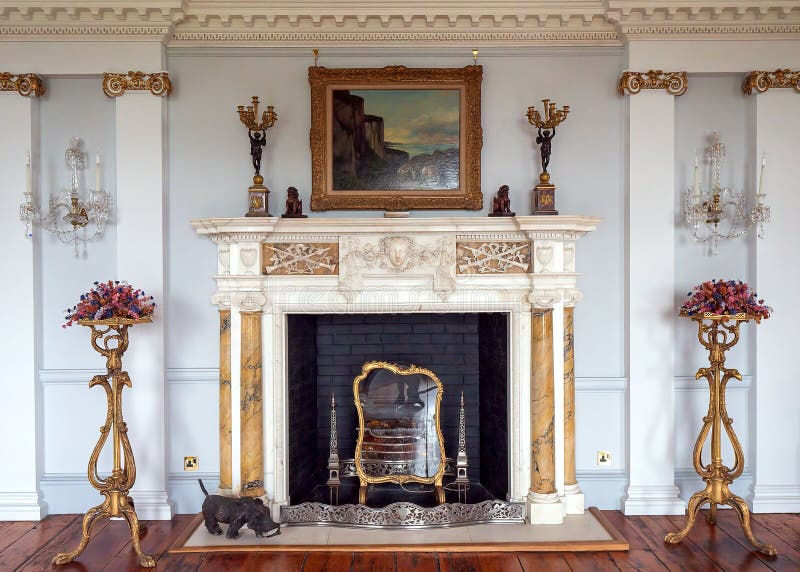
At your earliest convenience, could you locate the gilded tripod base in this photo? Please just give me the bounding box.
[664,314,776,557]
[53,319,155,568]
[664,483,776,557]
[53,492,154,568]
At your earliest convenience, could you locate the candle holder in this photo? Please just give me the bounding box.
[682,132,770,255]
[53,318,155,568]
[19,138,110,256]
[236,96,278,217]
[526,99,569,215]
[664,313,776,557]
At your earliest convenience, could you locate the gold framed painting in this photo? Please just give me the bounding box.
[308,65,483,211]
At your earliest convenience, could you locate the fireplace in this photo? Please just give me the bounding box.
[193,214,599,525]
[286,313,509,507]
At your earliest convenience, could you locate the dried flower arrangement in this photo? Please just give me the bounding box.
[680,279,771,321]
[64,280,155,327]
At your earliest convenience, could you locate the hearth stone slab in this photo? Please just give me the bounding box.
[176,510,619,550]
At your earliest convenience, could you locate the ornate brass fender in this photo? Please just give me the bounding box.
[353,361,447,505]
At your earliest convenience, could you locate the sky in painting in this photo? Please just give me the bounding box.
[349,89,460,157]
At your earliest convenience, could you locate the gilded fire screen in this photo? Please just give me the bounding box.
[353,361,446,504]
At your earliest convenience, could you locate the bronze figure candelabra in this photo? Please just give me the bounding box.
[664,313,776,557]
[237,96,278,217]
[526,99,569,215]
[53,318,155,568]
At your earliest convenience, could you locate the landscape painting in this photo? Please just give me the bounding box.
[331,89,460,191]
[309,65,483,211]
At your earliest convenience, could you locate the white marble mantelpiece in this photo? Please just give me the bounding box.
[193,215,599,525]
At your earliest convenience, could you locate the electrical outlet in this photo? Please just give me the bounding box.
[597,451,612,466]
[184,456,199,471]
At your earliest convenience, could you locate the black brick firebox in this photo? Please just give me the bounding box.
[287,313,509,506]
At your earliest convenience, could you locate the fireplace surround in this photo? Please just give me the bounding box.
[193,215,599,525]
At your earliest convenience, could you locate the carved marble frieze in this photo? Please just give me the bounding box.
[456,241,531,274]
[262,242,339,275]
[340,234,455,292]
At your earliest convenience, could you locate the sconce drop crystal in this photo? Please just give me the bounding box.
[19,137,110,257]
[682,132,770,255]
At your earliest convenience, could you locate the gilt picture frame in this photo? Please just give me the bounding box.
[309,65,483,211]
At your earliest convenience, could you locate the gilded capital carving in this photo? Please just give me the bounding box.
[742,69,800,95]
[0,73,46,97]
[102,71,173,98]
[617,70,687,96]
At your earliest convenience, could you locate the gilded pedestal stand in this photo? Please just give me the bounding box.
[664,313,776,557]
[53,318,155,568]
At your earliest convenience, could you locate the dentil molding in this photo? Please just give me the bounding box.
[742,69,800,94]
[102,71,173,97]
[0,2,798,45]
[0,72,45,96]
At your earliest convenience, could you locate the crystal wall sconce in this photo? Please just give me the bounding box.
[682,131,770,255]
[19,137,110,257]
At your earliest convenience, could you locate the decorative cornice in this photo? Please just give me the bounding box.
[617,70,688,96]
[102,71,172,97]
[1,2,798,45]
[742,69,800,94]
[0,72,45,96]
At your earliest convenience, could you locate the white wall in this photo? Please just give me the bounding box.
[36,78,119,510]
[673,74,754,502]
[165,48,628,511]
[3,45,795,515]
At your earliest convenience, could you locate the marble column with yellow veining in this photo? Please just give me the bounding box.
[240,311,265,498]
[563,306,576,487]
[218,310,232,492]
[530,309,556,495]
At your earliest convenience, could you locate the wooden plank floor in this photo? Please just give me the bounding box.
[0,511,797,571]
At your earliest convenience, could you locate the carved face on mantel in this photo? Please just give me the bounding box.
[384,236,412,268]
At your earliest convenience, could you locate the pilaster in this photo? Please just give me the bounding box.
[528,308,564,524]
[622,72,686,515]
[0,79,47,520]
[113,72,173,519]
[749,80,800,513]
[562,305,584,514]
[240,310,265,498]
[218,309,232,493]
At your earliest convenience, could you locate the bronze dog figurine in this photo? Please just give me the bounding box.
[198,479,280,539]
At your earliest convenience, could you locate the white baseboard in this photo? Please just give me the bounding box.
[623,485,686,515]
[0,491,48,520]
[752,485,800,513]
[131,490,174,520]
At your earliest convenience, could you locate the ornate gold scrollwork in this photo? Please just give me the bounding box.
[102,71,173,98]
[617,70,687,96]
[53,318,155,568]
[0,72,46,97]
[742,69,800,95]
[665,314,777,557]
[353,361,447,505]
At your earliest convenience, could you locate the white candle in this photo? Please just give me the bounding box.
[693,156,700,196]
[758,155,766,195]
[25,151,32,194]
[95,153,101,191]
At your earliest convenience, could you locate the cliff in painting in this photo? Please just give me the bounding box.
[331,89,460,191]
